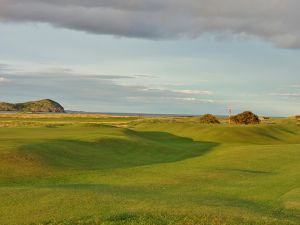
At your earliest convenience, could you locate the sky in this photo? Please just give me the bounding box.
[0,0,299,116]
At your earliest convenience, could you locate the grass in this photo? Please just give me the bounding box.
[0,114,299,225]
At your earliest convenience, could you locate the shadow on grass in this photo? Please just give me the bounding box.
[218,168,274,175]
[31,209,299,225]
[18,129,218,171]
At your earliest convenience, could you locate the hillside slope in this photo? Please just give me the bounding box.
[133,122,300,144]
[0,99,65,113]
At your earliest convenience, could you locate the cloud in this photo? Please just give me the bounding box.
[0,77,10,83]
[0,71,217,113]
[290,84,300,88]
[0,63,10,72]
[35,73,136,80]
[269,92,300,97]
[174,97,215,103]
[174,90,213,95]
[0,0,300,48]
[3,65,138,80]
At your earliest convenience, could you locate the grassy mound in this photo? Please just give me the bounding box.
[0,125,217,178]
[199,114,220,124]
[133,122,300,144]
[17,129,216,171]
[231,111,260,125]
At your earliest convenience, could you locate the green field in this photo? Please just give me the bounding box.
[0,114,299,225]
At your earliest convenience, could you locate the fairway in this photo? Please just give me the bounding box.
[0,115,299,225]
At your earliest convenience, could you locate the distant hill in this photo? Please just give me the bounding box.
[0,99,65,113]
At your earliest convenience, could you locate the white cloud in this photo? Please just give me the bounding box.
[0,77,9,83]
[291,84,300,88]
[174,90,213,95]
[174,97,215,103]
[0,63,10,72]
[0,71,218,113]
[1,1,300,48]
[175,97,197,102]
[269,92,300,97]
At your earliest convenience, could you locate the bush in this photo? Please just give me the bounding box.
[199,114,220,124]
[230,111,260,125]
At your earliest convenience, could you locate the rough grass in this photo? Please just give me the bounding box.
[0,115,299,225]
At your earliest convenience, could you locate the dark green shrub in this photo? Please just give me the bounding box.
[231,111,260,125]
[199,114,220,124]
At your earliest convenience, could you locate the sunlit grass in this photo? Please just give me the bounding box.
[0,114,299,224]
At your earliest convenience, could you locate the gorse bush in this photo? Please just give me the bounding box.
[199,114,220,124]
[231,111,260,125]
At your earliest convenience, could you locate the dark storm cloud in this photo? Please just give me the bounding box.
[0,0,300,48]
